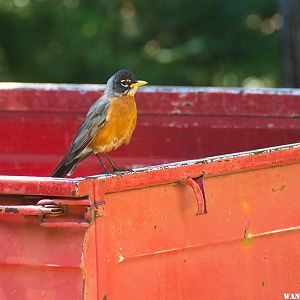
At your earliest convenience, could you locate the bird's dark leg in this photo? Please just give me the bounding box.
[103,153,132,173]
[95,153,111,174]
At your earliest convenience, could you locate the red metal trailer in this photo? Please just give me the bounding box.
[0,84,300,299]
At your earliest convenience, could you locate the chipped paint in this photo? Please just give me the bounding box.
[45,264,61,267]
[118,254,125,263]
[4,207,18,213]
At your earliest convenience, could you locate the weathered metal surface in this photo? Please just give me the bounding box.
[0,218,86,299]
[0,85,300,299]
[84,143,300,300]
[0,146,298,299]
[87,142,300,194]
[0,176,90,197]
[1,84,300,177]
[1,142,299,197]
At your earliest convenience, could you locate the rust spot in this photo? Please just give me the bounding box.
[102,294,107,300]
[183,102,192,107]
[5,207,18,213]
[261,281,265,287]
[272,184,286,192]
[94,201,105,218]
[153,225,157,229]
[244,222,249,239]
[171,108,182,114]
[243,221,253,247]
[94,201,106,207]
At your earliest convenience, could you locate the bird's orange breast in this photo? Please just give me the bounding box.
[89,95,137,153]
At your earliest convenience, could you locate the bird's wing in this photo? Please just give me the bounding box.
[64,97,110,163]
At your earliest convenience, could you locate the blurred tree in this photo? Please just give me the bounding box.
[0,0,280,87]
[278,0,300,87]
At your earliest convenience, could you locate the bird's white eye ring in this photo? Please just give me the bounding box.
[121,79,129,88]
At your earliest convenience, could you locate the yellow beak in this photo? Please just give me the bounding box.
[130,80,148,88]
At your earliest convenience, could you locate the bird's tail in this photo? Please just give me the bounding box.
[50,157,79,178]
[51,152,91,178]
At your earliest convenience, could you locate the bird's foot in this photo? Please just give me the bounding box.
[102,169,111,174]
[112,167,133,173]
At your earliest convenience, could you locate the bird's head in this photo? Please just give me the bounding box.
[105,69,147,97]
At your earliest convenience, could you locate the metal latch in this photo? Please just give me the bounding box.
[0,198,92,228]
[182,177,207,216]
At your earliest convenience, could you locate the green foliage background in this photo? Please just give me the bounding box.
[0,0,280,86]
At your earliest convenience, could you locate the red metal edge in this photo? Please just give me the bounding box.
[2,83,300,118]
[85,142,300,195]
[0,176,89,197]
[0,143,299,198]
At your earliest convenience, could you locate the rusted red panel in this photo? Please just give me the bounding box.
[0,85,300,299]
[0,144,299,299]
[82,143,300,300]
[1,84,300,177]
[0,221,86,299]
[0,176,84,197]
[1,84,300,117]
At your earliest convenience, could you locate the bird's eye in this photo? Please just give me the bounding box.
[120,79,130,88]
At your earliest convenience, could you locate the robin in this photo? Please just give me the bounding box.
[51,69,147,177]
